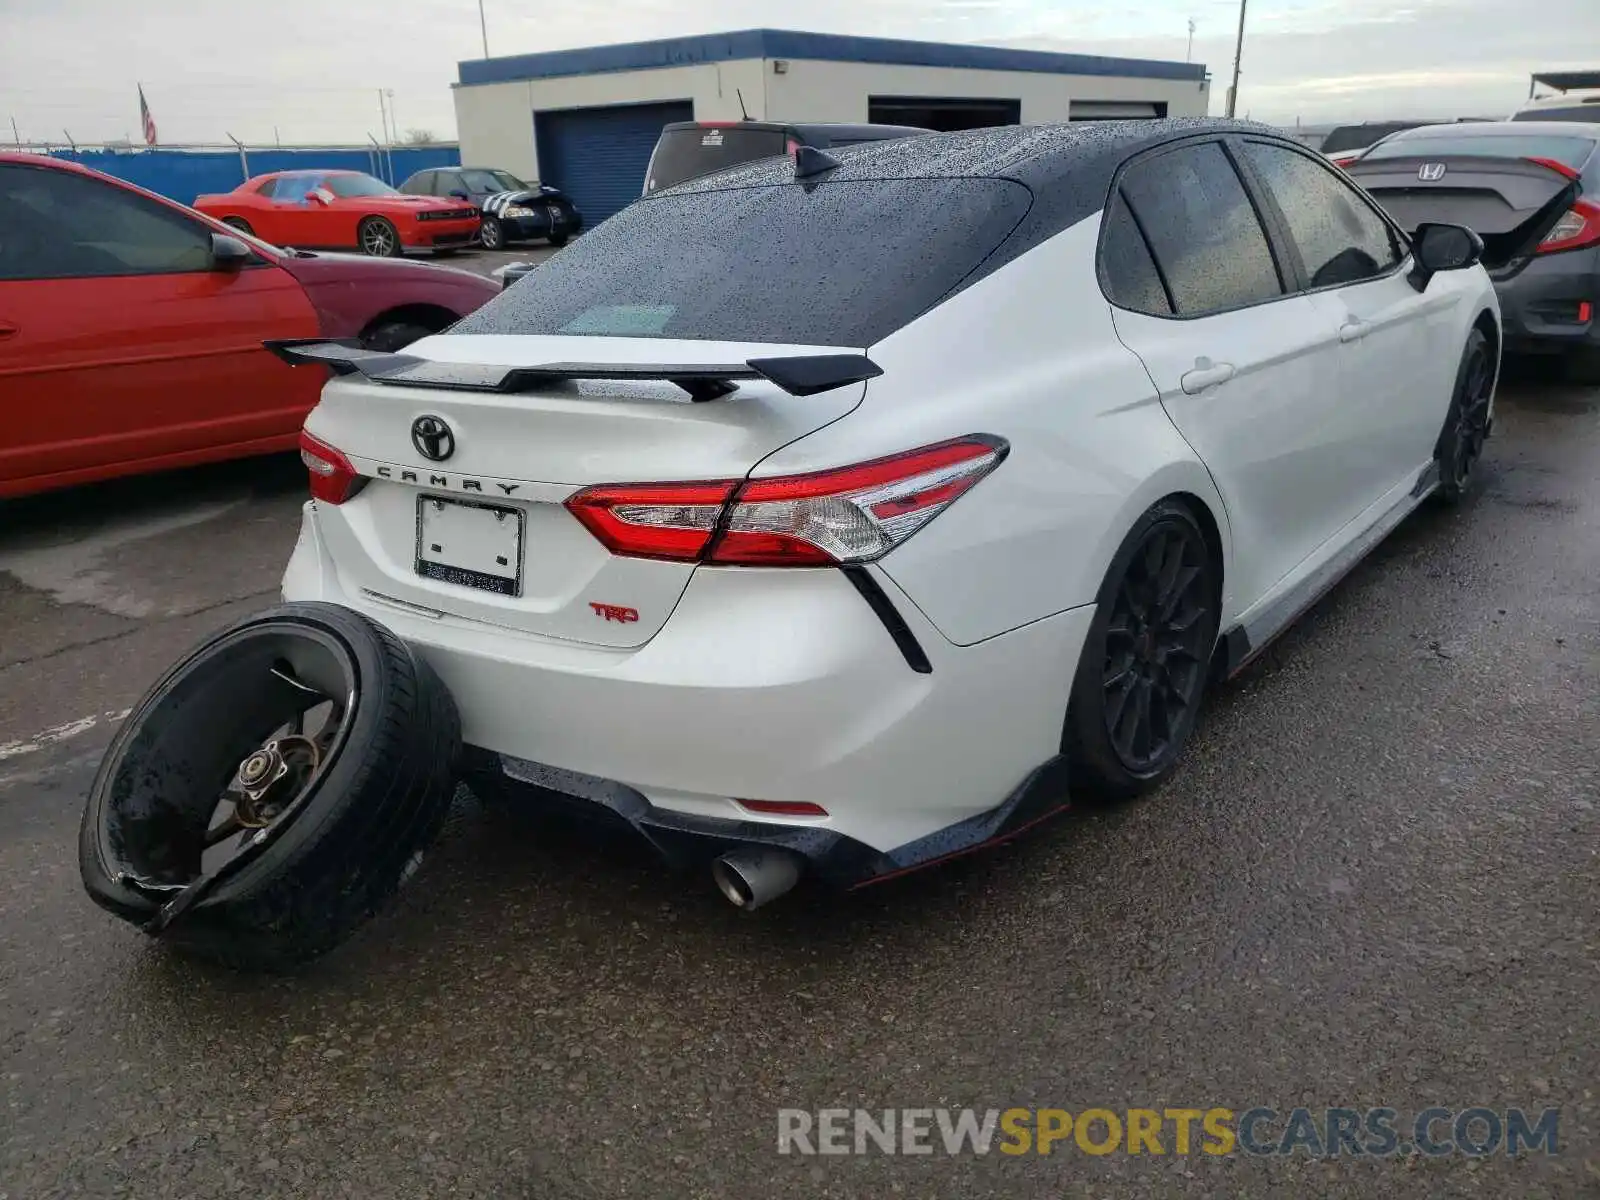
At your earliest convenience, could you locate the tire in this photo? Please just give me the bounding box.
[1433,327,1494,505]
[78,602,461,971]
[221,216,253,235]
[358,216,403,257]
[548,232,569,248]
[479,215,504,250]
[1062,500,1221,800]
[361,321,437,352]
[1563,345,1600,386]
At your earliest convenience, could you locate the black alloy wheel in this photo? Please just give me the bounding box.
[1064,501,1220,798]
[1435,327,1493,504]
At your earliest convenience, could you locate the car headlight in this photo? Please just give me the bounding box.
[503,205,536,218]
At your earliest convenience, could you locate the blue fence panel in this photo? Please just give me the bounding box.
[47,146,461,206]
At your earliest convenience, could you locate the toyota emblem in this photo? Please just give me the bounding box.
[411,415,455,462]
[1417,162,1447,182]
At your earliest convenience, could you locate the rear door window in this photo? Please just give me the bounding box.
[1098,202,1172,315]
[645,126,790,192]
[454,177,1031,346]
[1241,141,1404,288]
[1116,141,1285,316]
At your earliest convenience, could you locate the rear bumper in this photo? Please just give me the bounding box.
[281,499,1088,858]
[1492,248,1600,353]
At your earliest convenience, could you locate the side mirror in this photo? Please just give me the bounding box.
[1408,222,1483,292]
[449,189,470,200]
[210,232,252,270]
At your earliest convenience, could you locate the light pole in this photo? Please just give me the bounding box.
[1186,18,1196,63]
[478,0,489,57]
[1225,0,1248,117]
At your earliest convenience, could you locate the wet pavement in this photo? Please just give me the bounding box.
[1,365,1597,1198]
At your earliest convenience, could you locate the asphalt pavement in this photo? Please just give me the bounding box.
[1,362,1597,1198]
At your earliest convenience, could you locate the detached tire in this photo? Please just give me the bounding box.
[79,602,461,971]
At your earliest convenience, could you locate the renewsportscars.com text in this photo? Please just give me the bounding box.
[777,1106,1560,1158]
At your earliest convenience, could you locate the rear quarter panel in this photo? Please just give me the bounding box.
[748,215,1232,647]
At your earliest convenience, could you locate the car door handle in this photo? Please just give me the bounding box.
[0,320,18,339]
[1180,360,1235,394]
[1339,319,1369,343]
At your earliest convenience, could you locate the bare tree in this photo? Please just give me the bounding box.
[402,128,438,145]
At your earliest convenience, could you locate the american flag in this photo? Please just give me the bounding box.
[138,85,157,147]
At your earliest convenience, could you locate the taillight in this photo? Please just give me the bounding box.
[1329,154,1358,169]
[565,480,736,562]
[1537,198,1600,255]
[563,436,1007,568]
[298,428,362,504]
[711,436,1007,565]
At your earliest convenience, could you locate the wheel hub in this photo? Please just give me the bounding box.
[232,735,321,826]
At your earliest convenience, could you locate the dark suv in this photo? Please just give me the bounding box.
[643,121,931,194]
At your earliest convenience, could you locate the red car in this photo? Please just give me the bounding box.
[0,154,500,499]
[194,170,481,257]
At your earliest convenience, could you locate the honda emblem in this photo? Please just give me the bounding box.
[1417,162,1447,182]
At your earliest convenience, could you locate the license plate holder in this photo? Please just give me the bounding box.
[415,496,523,596]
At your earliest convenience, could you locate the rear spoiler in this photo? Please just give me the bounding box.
[263,339,882,401]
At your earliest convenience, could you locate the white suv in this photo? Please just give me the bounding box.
[276,121,1503,912]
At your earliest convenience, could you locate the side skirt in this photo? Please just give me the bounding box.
[1217,464,1437,678]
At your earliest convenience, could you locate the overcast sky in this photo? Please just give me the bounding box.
[3,0,1597,147]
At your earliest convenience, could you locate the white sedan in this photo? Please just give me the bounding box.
[80,119,1538,966]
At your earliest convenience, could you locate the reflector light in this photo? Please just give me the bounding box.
[737,799,829,817]
[1580,301,1594,324]
[298,429,362,504]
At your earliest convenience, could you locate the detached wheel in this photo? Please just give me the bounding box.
[1063,500,1220,800]
[1434,327,1494,505]
[478,215,504,250]
[79,602,461,971]
[358,216,402,257]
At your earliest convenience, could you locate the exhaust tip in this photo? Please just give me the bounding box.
[711,848,803,911]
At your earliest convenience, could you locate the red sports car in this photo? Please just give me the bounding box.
[194,170,481,256]
[0,154,500,499]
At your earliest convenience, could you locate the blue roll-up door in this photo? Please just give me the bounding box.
[535,101,694,226]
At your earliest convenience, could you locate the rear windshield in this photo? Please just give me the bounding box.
[453,178,1032,347]
[1363,133,1596,169]
[645,127,789,192]
[1511,106,1600,123]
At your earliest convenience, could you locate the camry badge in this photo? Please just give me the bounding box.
[411,415,455,462]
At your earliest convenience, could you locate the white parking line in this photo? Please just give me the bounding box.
[0,708,131,763]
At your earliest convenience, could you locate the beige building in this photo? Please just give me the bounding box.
[453,29,1211,224]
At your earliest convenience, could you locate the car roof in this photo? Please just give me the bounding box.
[662,120,930,137]
[659,118,1293,284]
[667,118,1283,193]
[1386,119,1600,139]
